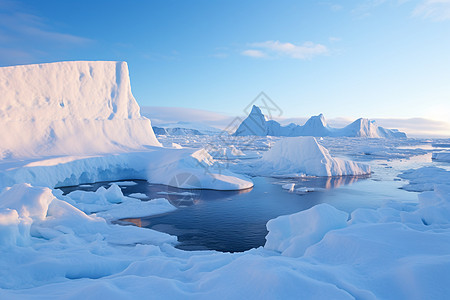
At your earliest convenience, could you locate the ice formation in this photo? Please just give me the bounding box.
[432,152,450,162]
[0,61,252,191]
[234,105,407,138]
[1,61,449,299]
[0,61,160,159]
[255,137,371,176]
[1,166,450,299]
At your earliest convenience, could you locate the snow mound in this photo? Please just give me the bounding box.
[258,137,371,176]
[61,184,176,220]
[0,61,160,159]
[233,105,406,138]
[265,203,348,257]
[0,183,176,289]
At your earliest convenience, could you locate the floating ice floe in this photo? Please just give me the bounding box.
[127,193,149,200]
[432,152,450,162]
[108,181,138,186]
[282,183,295,192]
[398,166,450,191]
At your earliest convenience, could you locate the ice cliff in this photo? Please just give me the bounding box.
[0,61,161,159]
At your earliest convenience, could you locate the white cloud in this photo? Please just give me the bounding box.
[241,49,267,58]
[413,0,450,21]
[242,40,328,60]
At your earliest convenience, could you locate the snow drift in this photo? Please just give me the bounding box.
[0,61,161,159]
[256,137,370,176]
[234,105,406,138]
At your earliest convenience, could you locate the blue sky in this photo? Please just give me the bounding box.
[0,0,449,131]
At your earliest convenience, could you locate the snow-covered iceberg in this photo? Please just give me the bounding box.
[254,136,370,176]
[0,61,160,159]
[234,105,407,138]
[0,61,252,191]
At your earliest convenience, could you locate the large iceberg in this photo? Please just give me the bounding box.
[234,105,407,138]
[0,61,252,191]
[0,61,160,159]
[254,136,371,176]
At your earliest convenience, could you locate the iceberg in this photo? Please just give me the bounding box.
[233,105,407,138]
[0,61,252,191]
[0,61,161,159]
[254,136,371,176]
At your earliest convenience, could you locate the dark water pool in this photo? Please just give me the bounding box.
[59,174,418,253]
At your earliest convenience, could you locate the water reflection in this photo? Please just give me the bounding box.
[159,184,253,208]
[120,175,368,252]
[121,218,142,227]
[279,175,368,191]
[59,175,370,252]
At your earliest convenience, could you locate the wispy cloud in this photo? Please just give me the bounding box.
[241,49,267,58]
[0,1,92,65]
[413,0,450,21]
[0,11,91,45]
[352,0,450,21]
[242,40,328,60]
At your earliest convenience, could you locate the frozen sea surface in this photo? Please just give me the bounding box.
[58,137,450,252]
